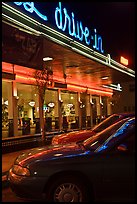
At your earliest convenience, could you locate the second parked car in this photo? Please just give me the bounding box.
[52,112,134,145]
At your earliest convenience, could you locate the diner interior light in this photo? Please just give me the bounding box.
[4,100,8,105]
[29,101,35,107]
[67,103,73,108]
[43,57,53,61]
[101,76,109,80]
[90,94,94,105]
[48,102,55,108]
[99,96,103,105]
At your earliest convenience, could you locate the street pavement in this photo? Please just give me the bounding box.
[2,130,73,188]
[2,149,28,188]
[2,141,51,188]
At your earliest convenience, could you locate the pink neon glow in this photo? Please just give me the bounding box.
[2,62,113,97]
[67,84,113,96]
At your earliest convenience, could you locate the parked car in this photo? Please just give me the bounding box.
[8,117,135,202]
[52,112,135,145]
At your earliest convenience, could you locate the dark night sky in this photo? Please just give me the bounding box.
[40,2,135,69]
[64,2,135,69]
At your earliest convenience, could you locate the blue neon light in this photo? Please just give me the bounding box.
[14,2,48,21]
[55,2,103,52]
[96,119,134,153]
[13,2,104,53]
[97,144,108,152]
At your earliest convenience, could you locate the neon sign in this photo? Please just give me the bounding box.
[14,2,48,21]
[103,83,122,91]
[13,2,104,53]
[55,3,90,44]
[55,2,104,53]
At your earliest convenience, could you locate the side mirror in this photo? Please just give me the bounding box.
[117,144,128,152]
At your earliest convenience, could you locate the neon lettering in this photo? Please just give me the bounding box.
[92,29,104,53]
[14,2,48,21]
[13,2,104,53]
[55,2,103,53]
[97,36,104,53]
[84,27,90,45]
[71,12,76,37]
[92,29,98,50]
[55,2,62,29]
[79,21,84,41]
[55,2,91,44]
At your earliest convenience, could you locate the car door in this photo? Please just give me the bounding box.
[100,132,135,202]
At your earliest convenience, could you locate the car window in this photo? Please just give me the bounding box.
[104,132,135,155]
[120,132,135,153]
[83,118,130,150]
[93,115,120,133]
[94,118,135,153]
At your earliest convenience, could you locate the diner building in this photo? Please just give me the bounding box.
[2,2,135,140]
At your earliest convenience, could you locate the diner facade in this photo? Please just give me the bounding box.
[2,2,135,139]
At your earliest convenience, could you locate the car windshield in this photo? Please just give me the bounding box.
[95,118,135,153]
[93,113,135,133]
[92,114,120,133]
[83,117,133,151]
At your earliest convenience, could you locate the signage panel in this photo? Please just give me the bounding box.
[2,22,43,69]
[12,2,104,53]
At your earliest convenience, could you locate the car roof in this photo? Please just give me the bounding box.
[83,116,135,147]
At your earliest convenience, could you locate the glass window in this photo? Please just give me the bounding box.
[92,96,100,125]
[101,96,107,120]
[80,93,87,129]
[93,115,120,133]
[86,95,92,128]
[44,89,59,131]
[2,80,13,138]
[61,91,79,130]
[17,83,39,135]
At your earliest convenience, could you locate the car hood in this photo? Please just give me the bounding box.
[52,129,95,144]
[15,143,89,167]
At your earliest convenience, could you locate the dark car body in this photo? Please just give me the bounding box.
[8,117,135,202]
[52,112,135,145]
